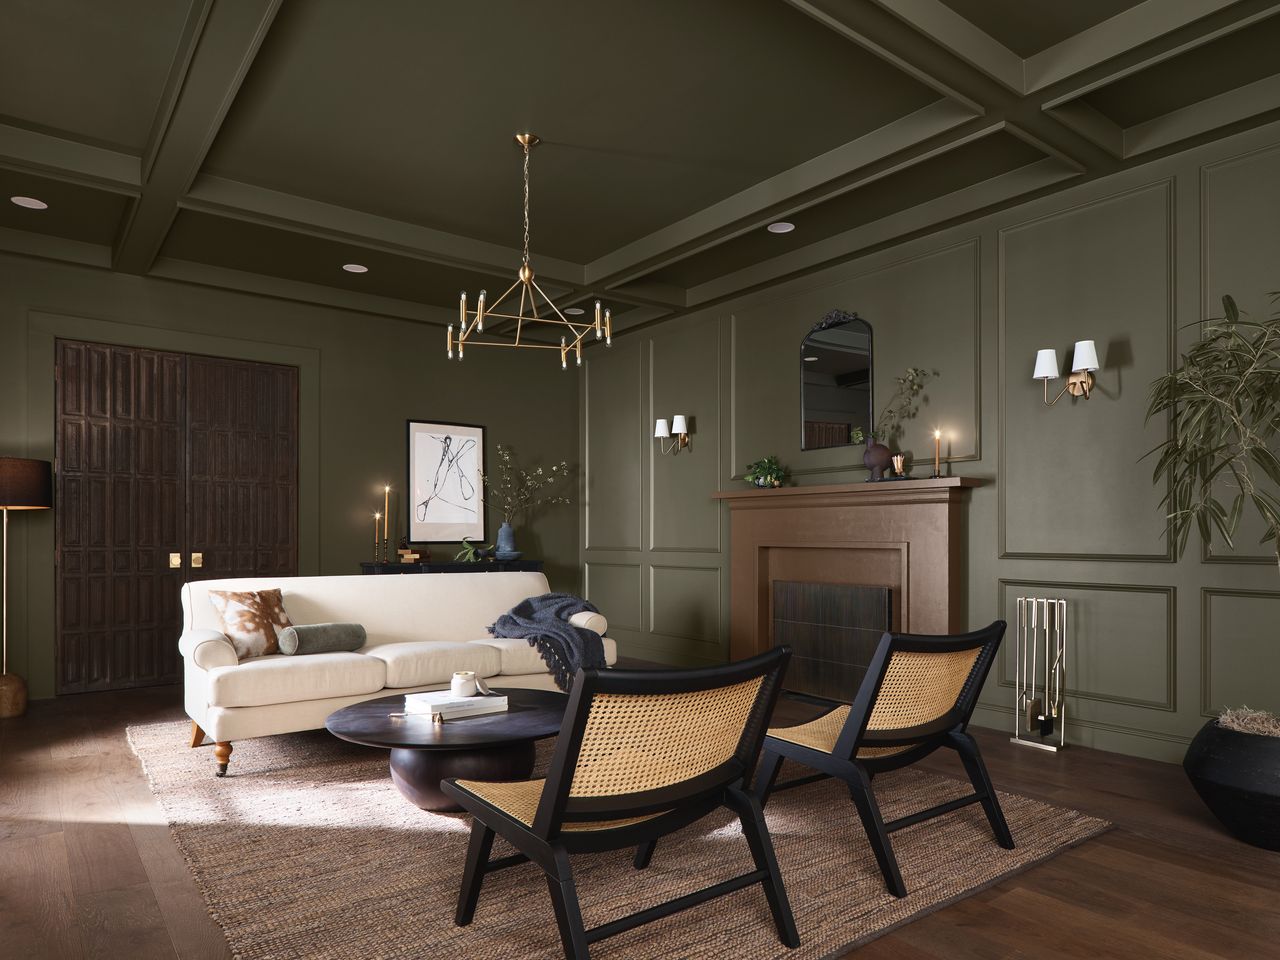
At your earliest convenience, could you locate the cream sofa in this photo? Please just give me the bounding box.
[179,571,614,775]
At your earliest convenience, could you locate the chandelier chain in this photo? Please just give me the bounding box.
[522,141,531,265]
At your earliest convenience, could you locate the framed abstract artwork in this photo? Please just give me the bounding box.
[406,420,486,544]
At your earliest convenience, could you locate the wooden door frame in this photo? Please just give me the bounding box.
[23,310,320,697]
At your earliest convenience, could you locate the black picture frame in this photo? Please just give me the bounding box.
[405,419,487,545]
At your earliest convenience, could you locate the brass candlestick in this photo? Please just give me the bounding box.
[373,512,382,563]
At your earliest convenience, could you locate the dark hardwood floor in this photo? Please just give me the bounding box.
[2,685,1276,959]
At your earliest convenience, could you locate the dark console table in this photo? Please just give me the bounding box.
[359,560,544,575]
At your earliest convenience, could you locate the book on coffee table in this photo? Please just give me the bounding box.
[403,690,508,720]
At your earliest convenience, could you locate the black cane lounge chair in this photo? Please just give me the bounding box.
[440,647,799,960]
[757,621,1014,898]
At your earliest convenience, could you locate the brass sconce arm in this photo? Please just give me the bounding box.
[657,433,690,455]
[1041,370,1095,406]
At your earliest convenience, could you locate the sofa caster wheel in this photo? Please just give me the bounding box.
[213,741,232,777]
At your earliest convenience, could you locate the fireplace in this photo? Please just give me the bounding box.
[772,581,891,700]
[714,478,979,661]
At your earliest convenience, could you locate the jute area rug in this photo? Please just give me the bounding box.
[128,721,1107,960]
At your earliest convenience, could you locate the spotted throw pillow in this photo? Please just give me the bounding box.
[208,589,294,660]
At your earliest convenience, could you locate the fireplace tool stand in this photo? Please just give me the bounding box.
[1011,596,1067,752]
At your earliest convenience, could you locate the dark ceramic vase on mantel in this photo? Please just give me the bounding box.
[863,442,892,481]
[1183,719,1280,850]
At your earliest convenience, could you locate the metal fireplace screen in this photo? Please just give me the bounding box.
[771,581,892,701]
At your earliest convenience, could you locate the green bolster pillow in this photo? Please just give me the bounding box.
[277,623,367,656]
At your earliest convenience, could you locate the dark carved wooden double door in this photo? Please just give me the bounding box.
[55,340,298,693]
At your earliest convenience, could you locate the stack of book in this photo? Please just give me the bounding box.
[404,690,508,720]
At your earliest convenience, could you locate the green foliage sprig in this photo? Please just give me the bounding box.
[744,454,788,488]
[873,367,938,444]
[481,443,572,524]
[1145,294,1280,576]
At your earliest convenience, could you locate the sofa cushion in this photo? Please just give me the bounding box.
[208,589,294,659]
[362,641,502,689]
[471,636,619,677]
[207,652,385,708]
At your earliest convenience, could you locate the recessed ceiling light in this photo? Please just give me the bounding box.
[10,196,48,210]
[767,221,795,234]
[341,263,369,274]
[564,307,585,316]
[803,355,819,362]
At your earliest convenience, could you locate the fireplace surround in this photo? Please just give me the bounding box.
[713,478,980,663]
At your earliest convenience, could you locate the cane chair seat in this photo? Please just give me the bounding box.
[767,705,917,758]
[453,777,667,832]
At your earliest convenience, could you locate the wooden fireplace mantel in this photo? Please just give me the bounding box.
[714,477,984,660]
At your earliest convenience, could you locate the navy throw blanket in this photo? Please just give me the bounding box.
[489,593,605,691]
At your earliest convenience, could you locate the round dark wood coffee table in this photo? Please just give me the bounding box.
[325,688,567,812]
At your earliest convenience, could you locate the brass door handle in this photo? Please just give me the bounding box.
[169,553,182,569]
[191,552,203,568]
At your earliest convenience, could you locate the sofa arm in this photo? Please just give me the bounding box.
[569,610,608,636]
[179,629,238,671]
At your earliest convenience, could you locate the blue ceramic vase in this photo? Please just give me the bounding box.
[495,521,522,560]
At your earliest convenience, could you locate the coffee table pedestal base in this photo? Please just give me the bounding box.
[389,740,536,812]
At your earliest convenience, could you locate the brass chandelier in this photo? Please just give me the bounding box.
[447,133,611,369]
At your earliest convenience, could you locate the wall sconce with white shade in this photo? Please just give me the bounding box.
[1034,340,1099,405]
[654,415,690,455]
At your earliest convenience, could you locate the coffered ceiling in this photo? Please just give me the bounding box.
[3,0,1279,337]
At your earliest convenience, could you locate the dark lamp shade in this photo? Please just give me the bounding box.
[0,458,53,509]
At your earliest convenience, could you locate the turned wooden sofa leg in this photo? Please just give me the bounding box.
[190,721,207,748]
[214,741,233,777]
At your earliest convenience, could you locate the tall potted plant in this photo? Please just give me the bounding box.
[1145,292,1280,849]
[481,444,571,560]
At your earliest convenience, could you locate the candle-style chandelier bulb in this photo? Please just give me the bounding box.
[476,290,486,332]
[595,300,603,340]
[447,324,454,360]
[605,308,612,346]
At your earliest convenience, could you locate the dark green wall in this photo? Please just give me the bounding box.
[580,119,1280,762]
[0,254,580,700]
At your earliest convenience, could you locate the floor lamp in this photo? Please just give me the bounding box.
[0,458,52,719]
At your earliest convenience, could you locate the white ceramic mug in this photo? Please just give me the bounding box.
[450,671,478,698]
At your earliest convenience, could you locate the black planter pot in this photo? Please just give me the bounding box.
[1183,719,1280,850]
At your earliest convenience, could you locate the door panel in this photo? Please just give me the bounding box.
[186,355,298,583]
[56,341,187,693]
[55,341,299,694]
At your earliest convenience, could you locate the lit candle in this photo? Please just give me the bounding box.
[933,429,942,478]
[373,512,381,560]
[384,485,391,542]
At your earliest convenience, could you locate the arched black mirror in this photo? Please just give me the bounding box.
[801,310,872,450]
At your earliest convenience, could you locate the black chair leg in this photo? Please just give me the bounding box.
[729,787,800,948]
[545,846,591,960]
[633,839,656,869]
[455,820,496,926]
[846,764,908,898]
[952,731,1015,849]
[755,749,784,805]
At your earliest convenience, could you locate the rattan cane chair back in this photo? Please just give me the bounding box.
[569,676,765,797]
[533,648,788,836]
[866,647,982,731]
[833,622,1005,760]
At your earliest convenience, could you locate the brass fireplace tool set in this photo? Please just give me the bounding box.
[1011,596,1068,752]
